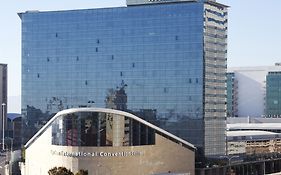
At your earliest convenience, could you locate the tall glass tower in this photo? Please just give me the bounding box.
[20,0,228,158]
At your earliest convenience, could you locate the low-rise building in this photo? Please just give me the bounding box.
[227,130,281,155]
[20,108,195,175]
[227,117,281,156]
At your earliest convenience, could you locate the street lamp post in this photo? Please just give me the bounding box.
[5,137,13,175]
[220,155,239,175]
[2,103,6,151]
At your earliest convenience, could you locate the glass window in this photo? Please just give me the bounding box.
[51,112,155,146]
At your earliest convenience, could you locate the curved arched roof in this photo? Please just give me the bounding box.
[7,113,21,120]
[25,108,195,150]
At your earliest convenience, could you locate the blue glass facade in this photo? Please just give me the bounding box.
[266,72,281,117]
[227,72,237,117]
[20,1,227,157]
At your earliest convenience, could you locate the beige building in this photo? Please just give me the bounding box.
[227,130,281,156]
[20,108,195,175]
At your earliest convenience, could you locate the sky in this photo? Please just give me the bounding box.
[0,0,280,113]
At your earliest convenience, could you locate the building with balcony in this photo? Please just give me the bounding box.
[19,0,228,159]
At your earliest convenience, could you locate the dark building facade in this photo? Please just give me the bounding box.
[0,64,7,142]
[20,0,228,158]
[266,72,281,117]
[7,113,22,149]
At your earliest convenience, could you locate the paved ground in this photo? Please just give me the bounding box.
[0,154,6,175]
[0,152,8,175]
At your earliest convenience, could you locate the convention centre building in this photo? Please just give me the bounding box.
[20,108,195,175]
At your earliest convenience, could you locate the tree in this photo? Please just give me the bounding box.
[75,169,88,175]
[48,167,74,175]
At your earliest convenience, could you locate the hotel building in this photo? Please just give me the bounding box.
[19,0,228,159]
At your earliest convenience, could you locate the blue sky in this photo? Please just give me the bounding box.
[0,0,280,112]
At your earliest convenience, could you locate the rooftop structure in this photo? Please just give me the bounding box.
[227,117,281,133]
[227,123,281,132]
[227,130,281,139]
[126,0,197,6]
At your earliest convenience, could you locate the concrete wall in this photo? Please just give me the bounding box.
[24,126,195,175]
[235,69,267,117]
[228,141,246,155]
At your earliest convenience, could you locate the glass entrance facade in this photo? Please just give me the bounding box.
[51,111,155,147]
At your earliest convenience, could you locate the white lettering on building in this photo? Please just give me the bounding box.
[51,150,143,158]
